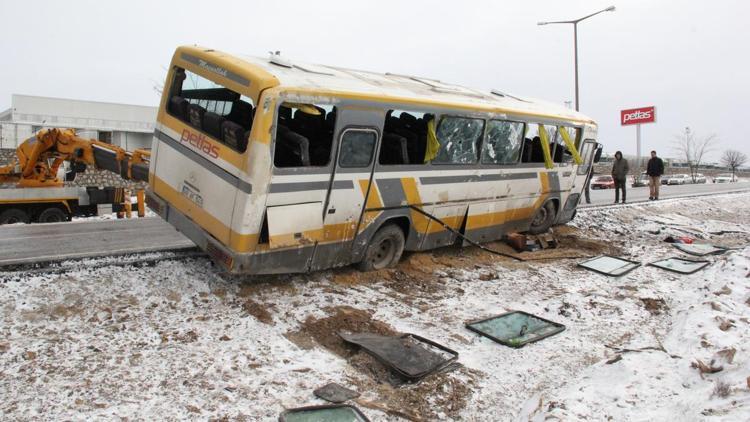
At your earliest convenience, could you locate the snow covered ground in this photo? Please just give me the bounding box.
[1,193,749,421]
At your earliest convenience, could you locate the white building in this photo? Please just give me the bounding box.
[0,94,156,151]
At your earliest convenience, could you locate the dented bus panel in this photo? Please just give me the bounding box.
[147,45,599,274]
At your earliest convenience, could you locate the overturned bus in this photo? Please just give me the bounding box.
[146,46,600,274]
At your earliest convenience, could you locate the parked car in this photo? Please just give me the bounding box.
[714,174,737,183]
[632,173,649,187]
[591,175,615,189]
[667,174,691,185]
[692,173,707,184]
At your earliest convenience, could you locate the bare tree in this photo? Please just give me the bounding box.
[673,127,717,182]
[721,149,747,181]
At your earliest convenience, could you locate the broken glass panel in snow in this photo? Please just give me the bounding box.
[280,405,370,422]
[672,243,727,256]
[466,311,565,348]
[338,332,458,381]
[649,257,710,274]
[577,255,640,276]
[313,383,360,403]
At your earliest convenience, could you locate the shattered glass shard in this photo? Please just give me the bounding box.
[313,383,360,403]
[466,311,565,348]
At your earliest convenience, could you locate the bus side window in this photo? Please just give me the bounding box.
[481,120,524,164]
[380,109,430,165]
[555,126,581,164]
[432,116,484,164]
[274,103,336,168]
[521,124,541,163]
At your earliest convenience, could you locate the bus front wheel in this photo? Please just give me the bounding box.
[358,224,405,271]
[528,201,556,234]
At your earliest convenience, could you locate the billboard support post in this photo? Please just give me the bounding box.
[637,123,641,172]
[621,106,656,176]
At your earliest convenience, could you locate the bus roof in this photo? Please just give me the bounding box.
[178,46,596,125]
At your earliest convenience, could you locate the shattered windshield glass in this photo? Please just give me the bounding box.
[578,255,640,276]
[467,311,565,348]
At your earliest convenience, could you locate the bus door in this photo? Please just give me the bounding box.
[310,111,382,270]
[576,139,597,189]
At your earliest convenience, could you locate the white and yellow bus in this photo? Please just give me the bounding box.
[146,46,601,274]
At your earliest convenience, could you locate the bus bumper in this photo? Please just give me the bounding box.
[145,189,237,273]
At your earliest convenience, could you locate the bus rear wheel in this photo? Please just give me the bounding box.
[38,207,68,223]
[528,201,556,234]
[0,208,30,225]
[358,224,405,271]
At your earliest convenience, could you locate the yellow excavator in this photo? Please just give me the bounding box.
[0,128,151,224]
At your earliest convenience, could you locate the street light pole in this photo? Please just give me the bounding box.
[573,22,579,111]
[538,6,615,111]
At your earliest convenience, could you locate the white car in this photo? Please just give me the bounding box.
[693,173,707,184]
[667,174,690,185]
[714,174,737,183]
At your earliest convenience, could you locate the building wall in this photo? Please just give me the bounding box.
[0,94,157,149]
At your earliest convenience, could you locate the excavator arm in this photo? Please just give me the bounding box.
[0,128,150,187]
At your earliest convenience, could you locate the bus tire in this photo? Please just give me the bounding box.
[0,208,30,225]
[528,201,556,234]
[357,224,405,271]
[37,207,68,223]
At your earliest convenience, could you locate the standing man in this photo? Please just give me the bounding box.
[646,150,664,200]
[611,151,629,204]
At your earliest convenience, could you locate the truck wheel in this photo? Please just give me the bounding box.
[357,224,405,271]
[528,201,556,234]
[38,207,68,223]
[0,208,30,225]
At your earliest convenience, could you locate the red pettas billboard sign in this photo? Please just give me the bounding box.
[621,106,656,126]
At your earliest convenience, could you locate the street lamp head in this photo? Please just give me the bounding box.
[537,21,548,26]
[605,6,616,12]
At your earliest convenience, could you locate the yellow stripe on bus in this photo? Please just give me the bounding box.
[400,177,430,234]
[358,178,384,234]
[151,174,258,252]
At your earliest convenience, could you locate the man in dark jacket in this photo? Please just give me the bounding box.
[611,151,629,203]
[646,150,665,200]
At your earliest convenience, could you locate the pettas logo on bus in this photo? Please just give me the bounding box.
[180,129,220,159]
[620,106,656,126]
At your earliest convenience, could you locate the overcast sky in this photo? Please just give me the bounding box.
[1,0,747,161]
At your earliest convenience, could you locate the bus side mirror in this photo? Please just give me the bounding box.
[593,145,603,163]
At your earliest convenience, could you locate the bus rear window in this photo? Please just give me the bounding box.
[167,67,254,153]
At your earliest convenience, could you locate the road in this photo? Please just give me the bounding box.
[580,181,750,207]
[1,182,748,267]
[0,217,194,267]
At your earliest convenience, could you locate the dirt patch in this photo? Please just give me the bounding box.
[350,358,480,421]
[242,299,274,325]
[235,276,299,298]
[293,306,398,357]
[289,306,478,419]
[640,298,668,315]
